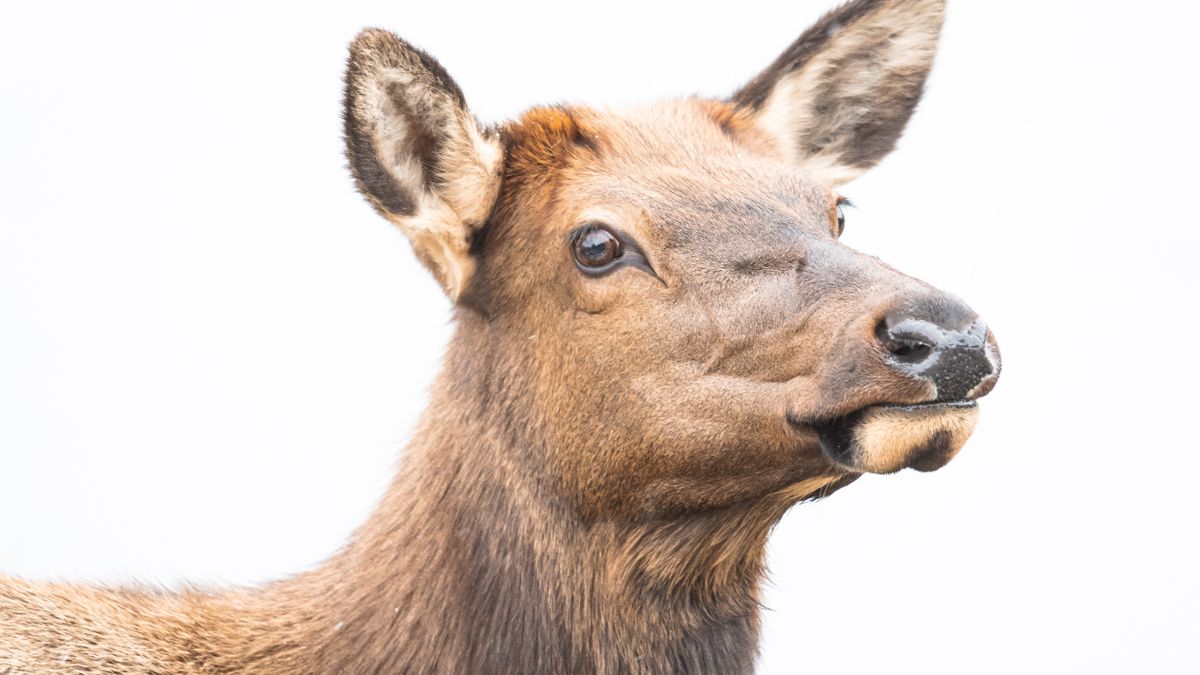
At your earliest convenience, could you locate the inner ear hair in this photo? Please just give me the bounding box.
[732,0,946,184]
[343,29,503,300]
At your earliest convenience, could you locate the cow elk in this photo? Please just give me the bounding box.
[1,0,999,672]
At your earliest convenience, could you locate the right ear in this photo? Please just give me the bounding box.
[343,29,503,300]
[731,0,945,185]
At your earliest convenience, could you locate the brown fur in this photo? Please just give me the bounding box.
[1,1,1000,673]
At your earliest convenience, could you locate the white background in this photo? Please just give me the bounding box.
[2,1,1198,673]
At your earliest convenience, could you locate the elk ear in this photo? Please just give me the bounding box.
[344,29,503,300]
[732,0,945,185]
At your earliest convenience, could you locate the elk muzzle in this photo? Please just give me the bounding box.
[812,293,1000,474]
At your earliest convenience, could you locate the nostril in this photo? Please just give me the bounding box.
[874,304,994,399]
[875,317,939,365]
[884,336,933,363]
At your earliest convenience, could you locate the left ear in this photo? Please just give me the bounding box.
[732,0,946,185]
[343,29,503,301]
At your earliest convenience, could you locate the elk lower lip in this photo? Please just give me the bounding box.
[812,400,978,471]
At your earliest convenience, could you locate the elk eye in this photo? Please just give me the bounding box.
[835,197,852,237]
[573,226,622,268]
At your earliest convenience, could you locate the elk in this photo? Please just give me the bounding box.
[0,0,1000,672]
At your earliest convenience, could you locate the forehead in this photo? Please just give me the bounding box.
[501,101,834,246]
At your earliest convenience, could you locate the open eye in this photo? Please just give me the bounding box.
[568,223,659,280]
[835,196,853,237]
[572,225,623,269]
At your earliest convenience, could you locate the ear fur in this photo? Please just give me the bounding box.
[343,29,503,300]
[732,0,946,184]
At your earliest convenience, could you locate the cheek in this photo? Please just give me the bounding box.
[572,279,621,315]
[538,301,822,517]
[703,276,802,332]
[678,277,807,377]
[530,271,859,518]
[573,363,820,517]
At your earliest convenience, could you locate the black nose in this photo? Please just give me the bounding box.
[876,297,997,400]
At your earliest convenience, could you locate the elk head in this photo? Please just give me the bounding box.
[342,0,999,521]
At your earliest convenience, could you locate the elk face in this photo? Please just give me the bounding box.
[344,0,999,519]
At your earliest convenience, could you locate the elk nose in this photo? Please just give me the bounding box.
[876,298,998,400]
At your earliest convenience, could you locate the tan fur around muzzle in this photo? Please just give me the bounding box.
[846,404,979,474]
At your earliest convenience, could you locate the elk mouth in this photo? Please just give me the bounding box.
[802,400,980,474]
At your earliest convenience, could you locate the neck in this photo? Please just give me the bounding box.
[199,326,834,674]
